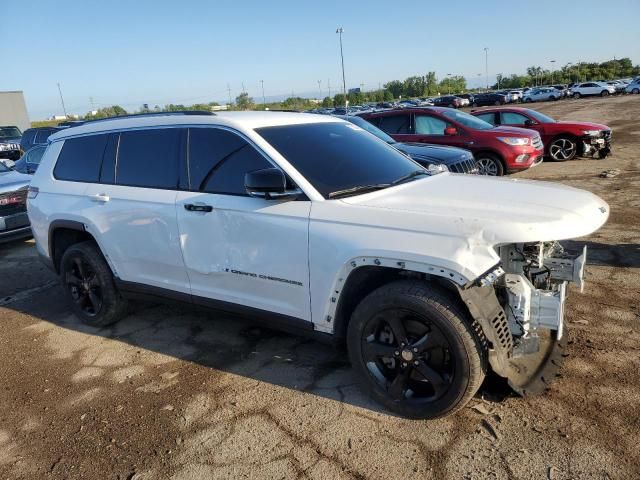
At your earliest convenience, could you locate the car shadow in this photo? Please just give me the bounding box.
[563,240,640,268]
[6,279,511,417]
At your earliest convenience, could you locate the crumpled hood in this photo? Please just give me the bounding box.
[0,169,31,194]
[340,173,609,245]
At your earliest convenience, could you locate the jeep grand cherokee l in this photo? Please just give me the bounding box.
[28,112,608,419]
[360,107,544,176]
[0,126,22,162]
[472,107,612,160]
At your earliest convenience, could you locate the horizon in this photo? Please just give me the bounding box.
[3,0,639,120]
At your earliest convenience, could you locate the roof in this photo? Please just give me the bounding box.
[49,111,342,142]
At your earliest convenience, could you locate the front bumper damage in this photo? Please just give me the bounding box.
[581,131,612,159]
[459,242,587,395]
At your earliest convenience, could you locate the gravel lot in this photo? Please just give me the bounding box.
[1,95,639,480]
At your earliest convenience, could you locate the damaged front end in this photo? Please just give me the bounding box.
[459,242,587,395]
[581,130,612,159]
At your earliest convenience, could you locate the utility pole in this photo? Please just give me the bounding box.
[317,80,322,99]
[89,96,96,111]
[227,84,232,107]
[327,79,331,98]
[260,80,266,106]
[242,82,246,93]
[484,48,489,90]
[550,59,556,84]
[447,73,452,94]
[336,27,347,110]
[57,82,68,117]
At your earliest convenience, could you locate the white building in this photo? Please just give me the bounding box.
[0,91,30,131]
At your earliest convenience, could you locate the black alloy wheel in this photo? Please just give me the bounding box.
[65,256,102,316]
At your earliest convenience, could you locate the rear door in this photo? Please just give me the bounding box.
[82,128,191,294]
[175,127,311,321]
[368,113,413,143]
[473,111,498,125]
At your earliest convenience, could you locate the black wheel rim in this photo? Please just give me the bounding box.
[361,308,454,404]
[65,257,102,316]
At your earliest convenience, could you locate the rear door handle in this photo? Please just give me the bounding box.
[90,193,110,203]
[184,203,213,213]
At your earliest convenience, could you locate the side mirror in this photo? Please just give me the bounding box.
[524,119,534,126]
[444,126,458,136]
[245,167,301,200]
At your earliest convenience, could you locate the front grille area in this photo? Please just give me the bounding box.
[449,157,479,174]
[532,135,543,150]
[0,189,28,217]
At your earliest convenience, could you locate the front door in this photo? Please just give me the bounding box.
[175,127,311,322]
[499,111,545,138]
[411,113,470,149]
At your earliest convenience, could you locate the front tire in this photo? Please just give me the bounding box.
[633,88,639,94]
[60,241,128,327]
[601,90,609,97]
[573,92,581,99]
[475,153,504,176]
[548,136,577,161]
[347,281,486,419]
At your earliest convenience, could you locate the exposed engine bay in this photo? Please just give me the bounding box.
[497,241,586,356]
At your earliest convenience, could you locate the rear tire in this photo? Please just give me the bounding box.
[347,280,486,419]
[494,100,501,106]
[475,153,504,176]
[573,92,581,99]
[633,88,639,94]
[60,241,128,327]
[601,90,609,97]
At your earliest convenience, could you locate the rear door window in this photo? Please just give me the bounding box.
[415,115,449,135]
[474,112,496,125]
[54,134,109,182]
[376,114,411,134]
[500,112,529,125]
[34,129,54,144]
[188,128,271,195]
[116,128,183,189]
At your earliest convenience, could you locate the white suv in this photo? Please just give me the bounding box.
[570,82,616,98]
[27,112,609,419]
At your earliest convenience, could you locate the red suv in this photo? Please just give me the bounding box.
[360,107,543,176]
[471,107,612,161]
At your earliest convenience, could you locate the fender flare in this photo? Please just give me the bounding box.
[48,219,86,259]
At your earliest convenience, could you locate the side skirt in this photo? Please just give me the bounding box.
[114,279,338,345]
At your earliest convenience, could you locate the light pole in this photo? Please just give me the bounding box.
[336,27,347,110]
[484,47,489,90]
[57,82,68,118]
[317,80,322,100]
[260,80,266,107]
[447,73,452,94]
[550,60,556,84]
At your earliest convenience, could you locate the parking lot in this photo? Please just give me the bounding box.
[0,95,639,479]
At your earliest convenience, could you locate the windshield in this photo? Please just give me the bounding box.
[441,110,494,130]
[339,115,396,144]
[0,127,22,139]
[528,110,556,123]
[256,122,421,198]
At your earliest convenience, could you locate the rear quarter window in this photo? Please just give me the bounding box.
[53,134,109,182]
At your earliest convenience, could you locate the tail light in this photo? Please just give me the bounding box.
[27,186,39,199]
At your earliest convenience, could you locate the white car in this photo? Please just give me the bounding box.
[509,90,523,102]
[27,111,609,419]
[522,87,560,102]
[570,82,616,98]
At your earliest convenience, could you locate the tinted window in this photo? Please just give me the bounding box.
[500,112,529,125]
[21,129,36,148]
[116,128,182,189]
[26,146,46,164]
[188,128,271,195]
[377,115,410,134]
[256,122,419,198]
[34,129,54,144]
[441,109,494,130]
[54,135,108,182]
[474,112,496,124]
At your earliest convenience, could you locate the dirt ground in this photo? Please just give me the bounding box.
[1,95,639,480]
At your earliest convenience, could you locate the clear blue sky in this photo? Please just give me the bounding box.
[3,0,639,119]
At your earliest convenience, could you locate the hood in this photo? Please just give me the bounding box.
[486,125,537,137]
[396,143,473,165]
[340,173,609,245]
[556,121,609,131]
[0,169,31,194]
[0,136,21,145]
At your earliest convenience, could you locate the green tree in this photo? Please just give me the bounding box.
[383,80,403,98]
[425,72,438,96]
[321,96,333,108]
[84,105,128,119]
[235,92,254,110]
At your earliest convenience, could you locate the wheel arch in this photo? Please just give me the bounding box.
[546,133,580,156]
[49,220,97,274]
[329,257,470,341]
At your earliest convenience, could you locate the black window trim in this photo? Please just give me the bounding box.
[49,124,303,198]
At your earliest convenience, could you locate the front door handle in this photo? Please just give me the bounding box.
[90,193,110,203]
[184,203,213,213]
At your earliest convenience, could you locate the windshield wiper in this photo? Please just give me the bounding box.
[328,184,390,199]
[390,170,430,186]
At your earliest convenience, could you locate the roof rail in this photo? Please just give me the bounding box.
[83,110,215,124]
